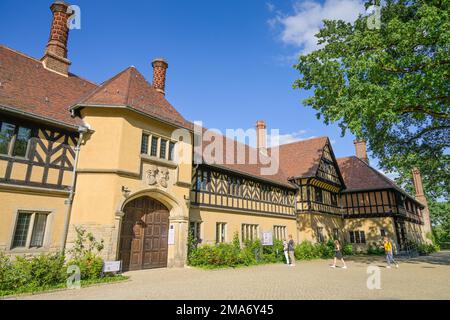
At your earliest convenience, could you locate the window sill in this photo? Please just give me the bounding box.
[0,154,30,161]
[7,247,50,254]
[140,154,178,169]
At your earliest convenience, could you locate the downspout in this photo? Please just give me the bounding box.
[60,125,88,254]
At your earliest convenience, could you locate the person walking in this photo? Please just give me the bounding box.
[383,237,399,268]
[330,240,347,269]
[288,235,296,267]
[283,239,290,265]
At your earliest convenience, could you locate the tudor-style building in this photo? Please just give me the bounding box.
[0,2,431,271]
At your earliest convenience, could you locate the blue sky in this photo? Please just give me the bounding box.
[0,0,376,163]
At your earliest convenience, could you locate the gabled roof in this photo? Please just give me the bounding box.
[0,45,97,129]
[337,156,423,206]
[268,136,329,179]
[72,67,192,130]
[199,128,293,188]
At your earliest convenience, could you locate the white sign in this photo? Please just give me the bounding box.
[262,232,273,246]
[168,225,175,245]
[103,261,121,273]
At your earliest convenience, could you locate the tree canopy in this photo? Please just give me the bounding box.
[294,0,449,201]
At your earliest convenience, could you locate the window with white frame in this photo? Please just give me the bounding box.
[241,224,259,242]
[141,132,176,162]
[12,211,49,249]
[216,222,227,243]
[273,225,287,241]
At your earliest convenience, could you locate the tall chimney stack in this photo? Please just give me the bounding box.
[41,1,73,76]
[256,120,267,153]
[354,139,369,164]
[152,58,169,95]
[412,168,432,236]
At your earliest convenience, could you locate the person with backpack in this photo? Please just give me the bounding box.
[384,237,399,268]
[330,239,347,269]
[288,234,296,267]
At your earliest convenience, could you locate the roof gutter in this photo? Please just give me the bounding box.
[201,163,297,190]
[71,103,193,132]
[0,104,80,131]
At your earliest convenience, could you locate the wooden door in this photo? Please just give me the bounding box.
[119,197,170,271]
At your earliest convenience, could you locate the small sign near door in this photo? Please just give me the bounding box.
[168,225,175,245]
[262,232,273,246]
[103,261,122,273]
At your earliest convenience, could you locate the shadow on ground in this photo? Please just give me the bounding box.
[345,251,450,267]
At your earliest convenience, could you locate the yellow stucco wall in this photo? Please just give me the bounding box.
[343,217,397,252]
[0,188,68,255]
[190,207,298,245]
[297,213,344,243]
[67,107,193,266]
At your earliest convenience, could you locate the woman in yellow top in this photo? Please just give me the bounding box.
[383,237,399,269]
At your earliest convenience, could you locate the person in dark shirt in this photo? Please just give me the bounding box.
[330,240,347,269]
[288,235,296,267]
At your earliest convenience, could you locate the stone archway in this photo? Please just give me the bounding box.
[119,196,170,271]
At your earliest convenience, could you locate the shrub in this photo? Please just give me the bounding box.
[262,240,285,263]
[67,226,105,280]
[367,244,385,255]
[69,226,104,260]
[0,252,30,292]
[67,253,104,280]
[342,243,353,256]
[27,253,66,287]
[188,235,285,268]
[294,241,320,260]
[417,243,440,255]
[0,252,66,293]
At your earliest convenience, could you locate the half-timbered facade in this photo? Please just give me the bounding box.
[0,1,432,269]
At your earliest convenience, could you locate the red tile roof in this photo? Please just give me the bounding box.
[199,128,293,188]
[0,45,97,128]
[0,45,191,131]
[73,66,191,130]
[0,46,419,200]
[269,136,329,179]
[337,156,421,204]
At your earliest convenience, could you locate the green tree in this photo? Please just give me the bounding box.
[293,0,449,200]
[429,200,450,244]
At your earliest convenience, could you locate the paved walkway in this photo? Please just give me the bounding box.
[8,251,450,300]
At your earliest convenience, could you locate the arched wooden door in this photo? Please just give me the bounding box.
[119,197,170,271]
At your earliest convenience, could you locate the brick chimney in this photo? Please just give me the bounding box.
[256,120,267,153]
[354,139,369,164]
[41,1,73,76]
[412,168,432,235]
[152,58,168,95]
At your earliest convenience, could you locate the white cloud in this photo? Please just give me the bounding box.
[272,0,365,54]
[267,130,315,147]
[266,2,275,13]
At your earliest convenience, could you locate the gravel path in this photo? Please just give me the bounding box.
[8,251,450,300]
